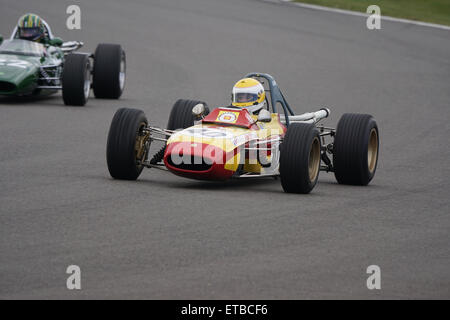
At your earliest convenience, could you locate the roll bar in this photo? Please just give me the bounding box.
[245,73,296,126]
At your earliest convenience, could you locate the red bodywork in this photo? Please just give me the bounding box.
[201,107,259,129]
[163,108,284,181]
[164,141,236,180]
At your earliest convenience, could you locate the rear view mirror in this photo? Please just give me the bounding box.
[192,103,206,119]
[61,41,84,53]
[0,35,3,45]
[257,109,271,122]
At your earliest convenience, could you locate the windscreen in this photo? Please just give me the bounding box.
[0,39,45,57]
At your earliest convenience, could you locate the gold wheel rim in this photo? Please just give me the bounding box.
[309,137,320,182]
[134,122,148,163]
[368,128,378,174]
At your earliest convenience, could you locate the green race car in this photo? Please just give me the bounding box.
[0,30,126,106]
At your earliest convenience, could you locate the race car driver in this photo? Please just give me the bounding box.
[15,13,52,44]
[231,78,266,114]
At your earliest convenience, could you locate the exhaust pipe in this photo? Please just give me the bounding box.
[280,108,330,124]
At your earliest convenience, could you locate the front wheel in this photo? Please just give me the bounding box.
[106,108,149,180]
[333,113,379,185]
[280,123,321,194]
[62,54,91,106]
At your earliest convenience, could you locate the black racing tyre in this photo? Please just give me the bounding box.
[62,53,91,106]
[333,113,379,185]
[148,100,209,165]
[167,99,209,130]
[280,123,321,194]
[107,108,148,180]
[93,44,126,99]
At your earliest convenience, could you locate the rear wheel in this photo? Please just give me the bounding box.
[167,99,209,130]
[333,113,379,185]
[93,44,126,99]
[62,54,91,106]
[106,108,148,180]
[280,123,321,194]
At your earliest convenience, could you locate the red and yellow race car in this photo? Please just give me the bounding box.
[106,73,379,194]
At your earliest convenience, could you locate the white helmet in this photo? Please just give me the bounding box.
[231,78,266,114]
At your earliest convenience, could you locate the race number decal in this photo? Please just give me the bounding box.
[184,127,233,139]
[0,59,30,69]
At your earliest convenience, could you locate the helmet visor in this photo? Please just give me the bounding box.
[234,92,258,104]
[19,27,43,41]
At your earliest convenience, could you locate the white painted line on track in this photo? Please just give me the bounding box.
[272,0,450,31]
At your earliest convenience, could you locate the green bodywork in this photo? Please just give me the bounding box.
[0,39,63,96]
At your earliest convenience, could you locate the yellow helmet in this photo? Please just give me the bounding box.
[232,78,266,113]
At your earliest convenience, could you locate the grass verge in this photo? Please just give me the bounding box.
[293,0,450,26]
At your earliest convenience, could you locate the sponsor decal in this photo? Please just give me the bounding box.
[232,132,258,146]
[245,111,255,124]
[216,111,240,124]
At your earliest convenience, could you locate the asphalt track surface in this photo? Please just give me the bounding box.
[0,0,449,299]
